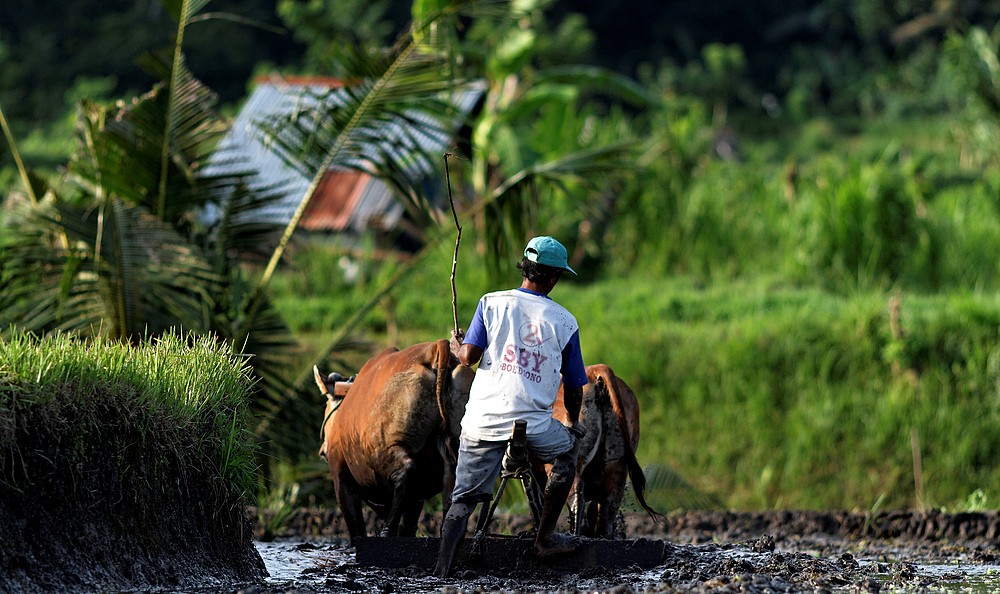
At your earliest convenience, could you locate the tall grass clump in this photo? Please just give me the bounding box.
[0,329,257,499]
[0,329,264,591]
[786,151,926,292]
[922,180,1000,291]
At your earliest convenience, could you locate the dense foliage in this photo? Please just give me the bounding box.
[7,0,1000,183]
[6,0,1000,513]
[268,231,1000,511]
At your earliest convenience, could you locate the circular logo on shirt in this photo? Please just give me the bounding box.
[518,321,548,347]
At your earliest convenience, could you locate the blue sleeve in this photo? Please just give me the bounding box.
[463,299,488,349]
[560,330,588,388]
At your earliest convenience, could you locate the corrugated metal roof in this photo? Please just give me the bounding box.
[202,75,483,234]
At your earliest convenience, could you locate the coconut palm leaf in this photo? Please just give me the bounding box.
[69,67,228,224]
[0,197,220,340]
[454,1,653,274]
[481,137,639,272]
[530,65,660,108]
[2,0,299,391]
[0,102,37,206]
[638,463,725,511]
[0,209,104,334]
[254,55,469,221]
[248,0,493,303]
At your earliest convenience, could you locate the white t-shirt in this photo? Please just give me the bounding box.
[461,289,584,441]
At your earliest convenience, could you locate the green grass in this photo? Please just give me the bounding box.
[567,280,1000,511]
[270,241,1000,512]
[0,329,265,587]
[263,111,1000,512]
[0,329,258,499]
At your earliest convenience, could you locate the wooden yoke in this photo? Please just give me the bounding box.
[313,366,354,398]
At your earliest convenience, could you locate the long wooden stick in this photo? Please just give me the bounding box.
[444,153,462,337]
[911,427,924,510]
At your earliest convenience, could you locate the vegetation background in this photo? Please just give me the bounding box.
[4,0,1000,517]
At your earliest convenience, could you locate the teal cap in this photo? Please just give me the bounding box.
[524,236,577,275]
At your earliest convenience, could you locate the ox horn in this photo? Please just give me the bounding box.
[313,365,330,396]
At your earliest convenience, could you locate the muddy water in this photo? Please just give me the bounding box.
[250,534,1000,594]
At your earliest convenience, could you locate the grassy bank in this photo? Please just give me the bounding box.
[567,279,1000,512]
[0,330,264,592]
[270,240,1000,513]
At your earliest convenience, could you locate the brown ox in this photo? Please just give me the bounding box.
[315,339,474,544]
[552,364,663,537]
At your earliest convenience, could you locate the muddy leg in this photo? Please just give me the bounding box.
[335,471,366,546]
[584,500,600,538]
[383,447,418,536]
[439,435,458,518]
[435,501,473,578]
[597,466,628,538]
[533,449,580,558]
[399,498,423,537]
[596,501,613,538]
[568,476,585,536]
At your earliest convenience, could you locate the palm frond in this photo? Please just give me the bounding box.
[0,216,103,333]
[533,65,662,108]
[483,139,639,267]
[70,59,227,223]
[637,464,725,512]
[0,101,37,205]
[255,58,468,203]
[249,0,490,301]
[42,200,221,340]
[1,196,222,341]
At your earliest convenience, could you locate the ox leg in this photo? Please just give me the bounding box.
[567,476,585,536]
[335,471,366,546]
[438,435,458,518]
[399,498,423,537]
[597,465,628,538]
[595,499,615,538]
[382,447,418,536]
[584,500,600,538]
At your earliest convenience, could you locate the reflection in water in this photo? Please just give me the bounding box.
[256,541,348,584]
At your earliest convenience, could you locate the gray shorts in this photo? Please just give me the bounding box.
[451,417,575,504]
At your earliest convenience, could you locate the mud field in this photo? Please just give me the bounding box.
[241,508,1000,594]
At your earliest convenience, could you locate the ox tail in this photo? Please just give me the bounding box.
[593,365,666,526]
[434,339,450,431]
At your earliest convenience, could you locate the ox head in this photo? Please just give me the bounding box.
[315,366,347,461]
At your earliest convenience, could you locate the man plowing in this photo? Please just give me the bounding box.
[434,236,588,578]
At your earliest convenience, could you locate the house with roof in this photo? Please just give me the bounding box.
[204,74,483,252]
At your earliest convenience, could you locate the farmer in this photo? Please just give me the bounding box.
[434,236,588,578]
